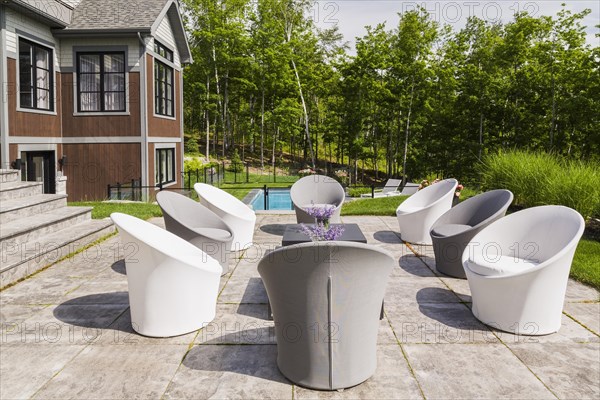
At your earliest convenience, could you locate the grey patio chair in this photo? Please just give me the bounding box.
[156,191,233,275]
[430,189,513,278]
[258,241,394,390]
[290,175,345,223]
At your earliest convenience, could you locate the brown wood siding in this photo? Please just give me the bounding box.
[62,143,141,201]
[9,145,18,164]
[147,54,181,137]
[61,72,141,137]
[7,58,62,137]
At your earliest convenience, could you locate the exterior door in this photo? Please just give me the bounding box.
[23,151,56,194]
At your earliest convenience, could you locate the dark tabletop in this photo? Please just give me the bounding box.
[281,223,367,247]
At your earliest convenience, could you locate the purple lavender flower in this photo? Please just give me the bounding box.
[303,204,336,220]
[300,222,345,241]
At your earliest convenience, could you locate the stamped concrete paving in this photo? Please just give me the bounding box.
[1,215,598,399]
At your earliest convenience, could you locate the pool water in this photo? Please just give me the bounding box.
[250,189,293,210]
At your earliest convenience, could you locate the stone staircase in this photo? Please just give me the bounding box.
[0,169,114,288]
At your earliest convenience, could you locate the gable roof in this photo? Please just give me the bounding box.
[66,0,167,30]
[53,0,192,64]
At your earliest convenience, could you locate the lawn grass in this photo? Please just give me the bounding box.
[70,201,162,220]
[570,239,600,290]
[341,196,407,216]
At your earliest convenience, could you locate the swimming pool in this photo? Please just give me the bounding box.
[250,189,293,210]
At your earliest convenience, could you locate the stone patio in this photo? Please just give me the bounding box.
[1,215,599,399]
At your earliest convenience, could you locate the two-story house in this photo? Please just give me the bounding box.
[0,0,191,200]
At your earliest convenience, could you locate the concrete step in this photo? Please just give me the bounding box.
[0,194,68,225]
[0,218,115,288]
[0,181,44,201]
[0,206,92,248]
[0,169,20,185]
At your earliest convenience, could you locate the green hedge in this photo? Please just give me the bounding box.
[479,150,600,219]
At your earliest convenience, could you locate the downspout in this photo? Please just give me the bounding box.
[137,32,148,197]
[0,6,10,167]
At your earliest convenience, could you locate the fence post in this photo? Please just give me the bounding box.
[131,179,135,201]
[187,170,191,190]
[371,184,375,198]
[196,168,199,186]
[234,167,237,183]
[117,182,121,200]
[138,177,142,201]
[222,161,226,182]
[107,184,111,199]
[263,184,268,211]
[273,165,276,183]
[246,163,249,183]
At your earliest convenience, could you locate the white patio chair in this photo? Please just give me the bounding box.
[110,212,222,337]
[194,183,256,251]
[156,191,233,275]
[290,174,345,223]
[462,205,585,335]
[396,178,458,244]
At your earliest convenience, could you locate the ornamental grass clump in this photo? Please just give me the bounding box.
[480,150,600,219]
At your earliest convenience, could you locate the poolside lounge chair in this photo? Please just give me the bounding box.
[258,241,394,390]
[194,183,256,251]
[430,189,513,278]
[156,191,233,275]
[360,179,402,198]
[396,178,458,245]
[399,182,419,196]
[110,212,221,337]
[462,205,585,335]
[290,175,345,223]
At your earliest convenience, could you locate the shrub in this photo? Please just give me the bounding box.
[229,149,244,173]
[347,186,371,197]
[480,150,600,219]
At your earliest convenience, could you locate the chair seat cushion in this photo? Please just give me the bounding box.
[466,255,540,276]
[192,227,232,241]
[431,224,472,238]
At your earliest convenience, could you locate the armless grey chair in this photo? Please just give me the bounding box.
[258,242,394,390]
[156,191,233,275]
[290,175,345,223]
[430,189,513,278]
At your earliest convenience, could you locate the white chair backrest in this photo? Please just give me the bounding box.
[464,205,584,266]
[194,183,254,220]
[400,179,457,209]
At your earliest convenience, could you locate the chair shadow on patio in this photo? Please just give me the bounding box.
[111,260,126,275]
[398,255,437,277]
[416,287,480,330]
[238,277,269,306]
[259,224,287,236]
[373,230,403,243]
[182,333,289,384]
[53,292,131,334]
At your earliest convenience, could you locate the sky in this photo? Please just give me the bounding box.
[312,1,600,54]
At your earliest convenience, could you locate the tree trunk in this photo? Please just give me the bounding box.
[205,75,210,162]
[402,78,416,182]
[291,59,316,169]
